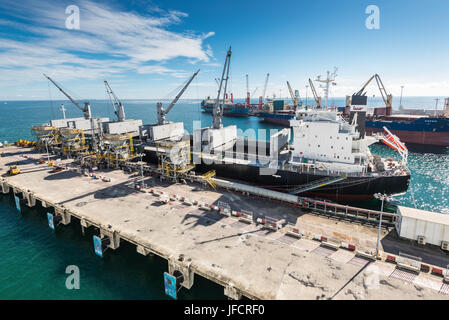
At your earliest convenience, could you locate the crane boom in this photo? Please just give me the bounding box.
[353,74,393,115]
[157,69,200,125]
[354,74,375,96]
[104,80,125,122]
[286,81,297,110]
[262,73,269,99]
[44,74,91,119]
[213,46,232,129]
[308,78,321,108]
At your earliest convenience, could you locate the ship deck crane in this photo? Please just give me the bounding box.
[354,74,392,116]
[308,78,321,108]
[213,47,232,129]
[286,81,298,111]
[104,80,125,122]
[157,69,200,125]
[43,74,92,119]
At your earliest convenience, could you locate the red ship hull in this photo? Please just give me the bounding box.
[366,128,449,147]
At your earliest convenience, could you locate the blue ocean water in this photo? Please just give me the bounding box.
[0,99,448,299]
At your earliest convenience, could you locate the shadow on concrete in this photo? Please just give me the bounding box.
[4,159,36,166]
[195,228,265,245]
[181,209,227,229]
[58,179,139,205]
[382,230,449,268]
[208,192,304,226]
[150,202,166,207]
[44,170,80,180]
[0,149,35,157]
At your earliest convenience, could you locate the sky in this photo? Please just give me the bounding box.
[0,0,448,101]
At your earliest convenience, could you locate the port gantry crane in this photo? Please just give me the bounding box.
[308,78,321,108]
[157,69,200,125]
[354,74,393,116]
[213,46,232,129]
[104,80,126,122]
[43,74,92,120]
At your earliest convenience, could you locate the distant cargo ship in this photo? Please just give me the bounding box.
[346,75,449,148]
[201,96,249,117]
[258,99,296,125]
[350,96,449,148]
[259,110,295,126]
[365,115,449,147]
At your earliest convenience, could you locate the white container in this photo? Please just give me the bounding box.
[396,206,449,247]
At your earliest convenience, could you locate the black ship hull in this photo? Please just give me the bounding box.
[143,148,410,202]
[194,162,410,202]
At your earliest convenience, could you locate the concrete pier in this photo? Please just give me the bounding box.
[1,146,449,300]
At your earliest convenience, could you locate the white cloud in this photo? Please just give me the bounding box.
[0,0,214,87]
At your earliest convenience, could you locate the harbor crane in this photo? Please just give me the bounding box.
[157,69,200,125]
[246,74,250,107]
[262,73,269,100]
[43,74,92,119]
[354,74,392,115]
[104,80,126,122]
[213,46,232,129]
[308,78,322,108]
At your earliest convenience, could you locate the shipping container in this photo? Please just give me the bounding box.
[396,206,449,246]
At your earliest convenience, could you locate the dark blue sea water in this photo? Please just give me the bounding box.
[0,99,448,299]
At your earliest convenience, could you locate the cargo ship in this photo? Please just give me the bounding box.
[365,114,449,147]
[258,98,296,125]
[344,96,449,148]
[139,49,411,202]
[345,75,449,148]
[201,96,249,117]
[259,110,295,126]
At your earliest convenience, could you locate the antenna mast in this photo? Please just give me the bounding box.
[315,67,338,109]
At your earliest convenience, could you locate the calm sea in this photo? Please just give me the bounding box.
[0,98,448,299]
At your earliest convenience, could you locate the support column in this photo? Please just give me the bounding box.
[23,191,36,207]
[168,255,194,289]
[55,206,71,225]
[80,218,91,236]
[1,181,10,194]
[224,284,242,300]
[137,244,154,256]
[99,228,120,250]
